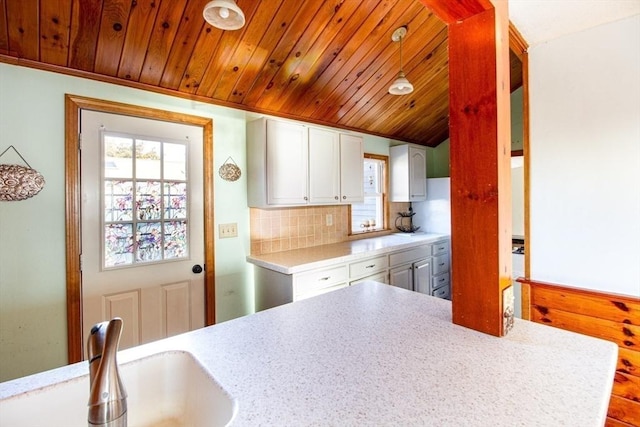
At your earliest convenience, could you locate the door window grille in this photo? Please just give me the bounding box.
[102,133,189,268]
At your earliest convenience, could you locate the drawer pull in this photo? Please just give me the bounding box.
[439,263,445,266]
[365,264,376,269]
[438,277,445,282]
[319,276,330,281]
[438,246,445,251]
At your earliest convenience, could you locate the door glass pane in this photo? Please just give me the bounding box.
[136,222,163,263]
[104,180,133,221]
[102,132,189,269]
[136,181,162,220]
[136,140,161,179]
[104,223,134,268]
[104,135,133,178]
[164,221,188,259]
[164,143,187,180]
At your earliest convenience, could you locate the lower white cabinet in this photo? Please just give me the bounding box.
[388,240,450,299]
[388,255,432,294]
[389,264,413,291]
[254,238,451,311]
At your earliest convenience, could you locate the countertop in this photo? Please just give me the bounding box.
[0,282,617,426]
[247,232,450,274]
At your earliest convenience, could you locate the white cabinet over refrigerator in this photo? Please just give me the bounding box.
[389,143,427,202]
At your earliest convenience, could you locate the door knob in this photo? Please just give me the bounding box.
[192,264,203,274]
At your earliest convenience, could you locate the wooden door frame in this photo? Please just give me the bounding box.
[64,94,215,363]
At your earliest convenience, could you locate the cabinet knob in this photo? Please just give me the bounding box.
[335,196,339,200]
[342,195,346,199]
[304,196,308,201]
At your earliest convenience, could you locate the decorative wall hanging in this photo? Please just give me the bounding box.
[218,156,241,182]
[0,145,46,201]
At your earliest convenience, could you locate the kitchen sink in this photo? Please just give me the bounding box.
[0,350,237,427]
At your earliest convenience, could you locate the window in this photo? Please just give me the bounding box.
[350,154,388,234]
[102,132,189,268]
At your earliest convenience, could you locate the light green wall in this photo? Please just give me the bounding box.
[363,134,393,155]
[510,87,524,151]
[425,86,525,178]
[0,63,253,381]
[426,140,451,178]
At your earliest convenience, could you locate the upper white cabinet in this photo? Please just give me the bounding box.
[248,117,363,207]
[389,144,427,202]
[309,129,364,204]
[339,134,365,203]
[308,127,339,204]
[266,119,309,205]
[248,118,309,207]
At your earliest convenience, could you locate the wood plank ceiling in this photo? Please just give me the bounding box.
[0,0,522,147]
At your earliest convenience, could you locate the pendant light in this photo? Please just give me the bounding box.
[203,0,245,31]
[388,26,414,96]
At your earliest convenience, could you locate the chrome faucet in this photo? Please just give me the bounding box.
[87,318,128,427]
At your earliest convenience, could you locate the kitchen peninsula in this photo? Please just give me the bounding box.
[0,282,617,426]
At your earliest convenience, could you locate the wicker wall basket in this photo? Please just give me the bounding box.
[218,157,241,182]
[0,164,46,201]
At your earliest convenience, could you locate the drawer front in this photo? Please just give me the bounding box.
[389,245,430,267]
[349,256,389,278]
[350,271,388,286]
[432,284,451,300]
[431,272,450,290]
[432,254,450,275]
[432,240,450,256]
[295,265,348,293]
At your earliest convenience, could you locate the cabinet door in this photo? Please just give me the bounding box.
[413,259,431,294]
[266,120,309,205]
[339,134,364,203]
[308,127,340,204]
[389,264,413,291]
[408,145,427,201]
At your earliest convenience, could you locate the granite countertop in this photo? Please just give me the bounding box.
[0,282,618,426]
[247,232,450,274]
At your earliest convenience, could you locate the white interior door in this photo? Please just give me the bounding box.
[80,110,205,356]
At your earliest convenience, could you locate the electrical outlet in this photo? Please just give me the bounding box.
[326,214,333,226]
[502,285,515,335]
[219,223,238,238]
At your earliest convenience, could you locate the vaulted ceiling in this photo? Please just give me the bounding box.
[0,0,523,147]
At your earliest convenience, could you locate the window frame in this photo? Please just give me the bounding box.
[348,153,389,236]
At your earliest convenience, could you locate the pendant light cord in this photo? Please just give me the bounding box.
[399,34,404,73]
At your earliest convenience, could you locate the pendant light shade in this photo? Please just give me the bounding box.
[203,0,245,31]
[389,71,414,95]
[389,27,414,96]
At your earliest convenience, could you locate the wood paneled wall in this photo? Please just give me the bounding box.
[520,279,640,426]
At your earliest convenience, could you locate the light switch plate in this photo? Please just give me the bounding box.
[219,223,238,238]
[502,285,515,335]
